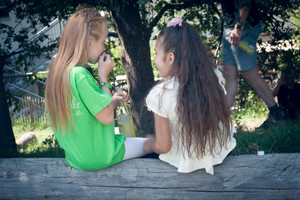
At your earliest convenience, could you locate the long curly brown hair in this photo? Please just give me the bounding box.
[158,22,231,158]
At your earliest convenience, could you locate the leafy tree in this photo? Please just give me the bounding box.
[0,0,57,157]
[1,0,205,156]
[1,0,299,157]
[8,0,211,131]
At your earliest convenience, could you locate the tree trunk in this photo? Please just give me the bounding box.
[0,61,17,157]
[110,3,155,134]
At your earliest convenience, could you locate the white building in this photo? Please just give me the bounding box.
[1,7,64,95]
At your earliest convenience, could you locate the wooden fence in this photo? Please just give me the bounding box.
[10,96,47,124]
[8,83,47,124]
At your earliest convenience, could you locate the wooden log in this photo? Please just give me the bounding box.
[0,153,299,199]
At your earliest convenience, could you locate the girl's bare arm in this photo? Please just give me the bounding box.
[144,113,172,154]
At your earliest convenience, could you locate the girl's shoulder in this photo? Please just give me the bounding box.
[152,77,179,91]
[146,78,178,118]
[71,65,90,74]
[147,77,178,103]
[69,66,98,88]
[71,66,94,80]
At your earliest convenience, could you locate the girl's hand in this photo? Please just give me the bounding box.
[98,54,114,82]
[112,90,128,108]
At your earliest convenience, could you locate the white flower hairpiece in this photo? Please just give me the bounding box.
[169,18,183,27]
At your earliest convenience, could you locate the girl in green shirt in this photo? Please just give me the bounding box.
[45,8,147,170]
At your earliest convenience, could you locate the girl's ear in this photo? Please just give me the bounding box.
[168,52,175,66]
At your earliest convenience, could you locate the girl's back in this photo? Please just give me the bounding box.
[144,18,236,174]
[146,75,236,174]
[53,66,125,170]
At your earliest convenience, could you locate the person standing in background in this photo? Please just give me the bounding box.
[220,0,283,128]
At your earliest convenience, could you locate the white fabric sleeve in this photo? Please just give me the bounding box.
[145,87,168,118]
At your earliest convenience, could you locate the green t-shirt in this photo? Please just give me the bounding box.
[54,66,125,170]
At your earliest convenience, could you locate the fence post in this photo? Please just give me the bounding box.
[21,97,26,123]
[28,97,34,123]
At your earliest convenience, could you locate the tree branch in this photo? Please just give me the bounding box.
[7,50,25,58]
[147,0,199,31]
[12,19,23,32]
[210,1,224,58]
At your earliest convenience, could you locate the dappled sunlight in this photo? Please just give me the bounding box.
[232,117,266,131]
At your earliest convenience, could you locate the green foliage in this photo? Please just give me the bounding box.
[13,116,300,157]
[150,44,160,78]
[10,120,64,157]
[12,121,52,143]
[18,134,64,158]
[259,0,300,34]
[13,120,50,133]
[109,40,125,76]
[232,92,268,124]
[12,121,51,131]
[3,0,300,156]
[232,119,300,155]
[257,30,300,77]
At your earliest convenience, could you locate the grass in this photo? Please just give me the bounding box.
[231,102,268,131]
[231,106,300,155]
[13,120,53,144]
[9,111,300,158]
[232,119,300,155]
[12,121,65,157]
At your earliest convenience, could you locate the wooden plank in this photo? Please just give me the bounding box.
[0,153,299,199]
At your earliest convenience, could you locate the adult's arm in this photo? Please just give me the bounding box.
[229,0,251,46]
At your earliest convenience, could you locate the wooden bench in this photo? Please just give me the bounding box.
[0,153,299,199]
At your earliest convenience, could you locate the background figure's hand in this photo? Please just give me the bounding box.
[113,90,128,109]
[98,54,114,82]
[143,134,155,153]
[229,28,243,46]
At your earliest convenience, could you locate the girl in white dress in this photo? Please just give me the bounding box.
[143,18,236,175]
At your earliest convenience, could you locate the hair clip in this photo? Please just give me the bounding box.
[169,18,183,27]
[88,22,91,30]
[83,13,87,16]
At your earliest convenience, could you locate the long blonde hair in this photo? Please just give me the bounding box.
[45,8,107,134]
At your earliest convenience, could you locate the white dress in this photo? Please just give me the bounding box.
[146,70,236,175]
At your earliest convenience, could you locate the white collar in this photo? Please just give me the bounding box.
[156,77,178,90]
